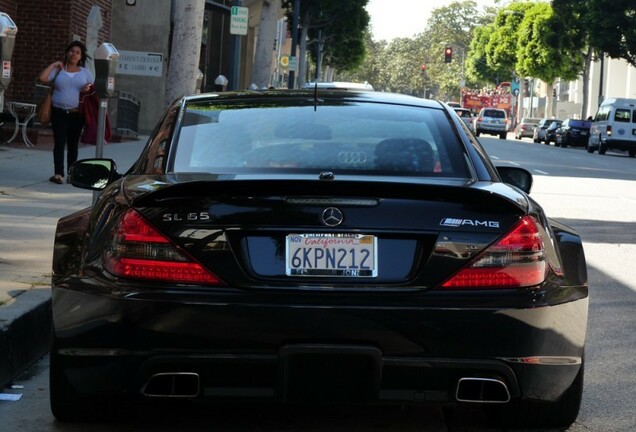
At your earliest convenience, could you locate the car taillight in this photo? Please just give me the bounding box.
[607,125,612,136]
[477,117,483,123]
[440,216,546,289]
[104,210,223,285]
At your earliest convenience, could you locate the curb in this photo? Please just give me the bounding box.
[0,288,51,389]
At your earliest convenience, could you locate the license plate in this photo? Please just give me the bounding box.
[581,131,588,135]
[286,234,377,277]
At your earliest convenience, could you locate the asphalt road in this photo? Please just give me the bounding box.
[0,135,635,431]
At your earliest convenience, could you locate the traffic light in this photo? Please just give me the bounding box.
[420,64,427,76]
[523,79,529,96]
[444,46,452,63]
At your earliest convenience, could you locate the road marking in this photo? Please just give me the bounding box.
[534,169,549,175]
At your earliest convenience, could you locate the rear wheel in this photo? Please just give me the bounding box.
[499,132,506,139]
[475,130,481,137]
[629,150,635,158]
[495,359,584,429]
[599,139,607,155]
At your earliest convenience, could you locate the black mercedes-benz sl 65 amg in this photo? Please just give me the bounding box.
[51,89,588,428]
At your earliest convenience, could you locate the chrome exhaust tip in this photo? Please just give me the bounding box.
[142,372,200,398]
[456,377,511,404]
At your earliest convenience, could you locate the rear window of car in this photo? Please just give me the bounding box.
[172,100,470,178]
[482,109,505,118]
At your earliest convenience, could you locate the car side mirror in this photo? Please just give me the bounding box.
[497,166,533,194]
[69,159,117,191]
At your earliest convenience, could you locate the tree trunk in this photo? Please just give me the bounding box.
[165,0,205,107]
[545,81,554,118]
[581,46,593,119]
[251,0,280,89]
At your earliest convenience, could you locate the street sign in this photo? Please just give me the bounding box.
[230,6,248,35]
[288,56,297,72]
[117,50,163,77]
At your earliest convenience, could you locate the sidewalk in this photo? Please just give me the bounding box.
[0,135,148,389]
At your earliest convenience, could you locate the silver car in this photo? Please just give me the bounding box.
[474,108,508,139]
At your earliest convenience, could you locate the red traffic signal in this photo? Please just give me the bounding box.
[444,46,453,63]
[420,64,427,71]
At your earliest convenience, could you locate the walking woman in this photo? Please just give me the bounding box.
[38,41,94,184]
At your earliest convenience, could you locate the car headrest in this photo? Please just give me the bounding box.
[374,138,435,172]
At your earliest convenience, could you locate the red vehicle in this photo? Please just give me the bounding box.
[462,83,513,121]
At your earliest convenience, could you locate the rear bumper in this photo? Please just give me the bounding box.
[604,138,636,150]
[51,284,588,405]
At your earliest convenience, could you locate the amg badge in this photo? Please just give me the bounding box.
[440,218,500,228]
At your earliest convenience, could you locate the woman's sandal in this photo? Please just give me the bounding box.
[49,174,64,184]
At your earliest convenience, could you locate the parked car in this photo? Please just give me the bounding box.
[533,118,561,143]
[544,120,563,145]
[555,119,592,147]
[453,107,474,132]
[514,117,541,140]
[588,97,636,156]
[51,89,588,430]
[474,107,509,139]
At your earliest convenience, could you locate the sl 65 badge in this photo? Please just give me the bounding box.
[162,212,211,222]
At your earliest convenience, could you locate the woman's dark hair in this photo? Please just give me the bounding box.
[64,40,90,67]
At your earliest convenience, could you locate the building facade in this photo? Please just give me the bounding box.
[1,0,276,134]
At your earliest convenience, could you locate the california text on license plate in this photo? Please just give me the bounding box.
[286,233,377,277]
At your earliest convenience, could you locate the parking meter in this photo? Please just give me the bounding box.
[215,75,228,92]
[92,43,119,189]
[94,42,119,98]
[0,12,17,112]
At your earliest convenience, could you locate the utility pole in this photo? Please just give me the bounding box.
[229,0,242,91]
[287,0,300,89]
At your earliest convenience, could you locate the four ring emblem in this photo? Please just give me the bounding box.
[337,151,367,164]
[321,207,344,226]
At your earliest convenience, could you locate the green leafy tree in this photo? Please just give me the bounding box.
[515,2,584,116]
[418,1,481,100]
[587,0,636,67]
[281,0,369,86]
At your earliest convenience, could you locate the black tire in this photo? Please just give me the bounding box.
[599,140,607,155]
[499,132,506,139]
[561,138,567,148]
[545,139,551,145]
[495,359,584,429]
[50,349,128,422]
[629,150,635,158]
[587,143,594,153]
[475,130,480,137]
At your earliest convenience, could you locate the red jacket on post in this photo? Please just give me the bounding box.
[80,84,112,145]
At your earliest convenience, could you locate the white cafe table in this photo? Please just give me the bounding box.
[7,102,37,147]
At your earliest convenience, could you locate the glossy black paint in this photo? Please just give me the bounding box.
[52,90,588,425]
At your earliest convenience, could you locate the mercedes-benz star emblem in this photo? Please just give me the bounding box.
[321,207,344,226]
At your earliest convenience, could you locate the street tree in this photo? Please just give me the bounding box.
[515,2,584,116]
[552,0,635,117]
[281,0,369,87]
[165,0,206,107]
[419,1,480,100]
[251,0,280,88]
[587,0,636,67]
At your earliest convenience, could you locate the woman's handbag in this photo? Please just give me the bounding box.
[36,69,60,126]
[36,90,52,125]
